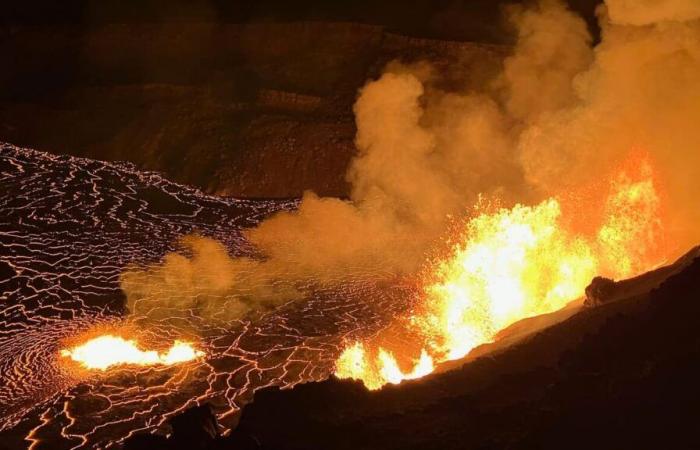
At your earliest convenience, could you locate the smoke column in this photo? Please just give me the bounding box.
[122,0,700,322]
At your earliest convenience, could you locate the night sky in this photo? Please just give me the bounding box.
[3,0,601,43]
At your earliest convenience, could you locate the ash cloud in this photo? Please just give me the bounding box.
[122,0,700,322]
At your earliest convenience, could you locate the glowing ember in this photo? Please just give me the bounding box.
[60,335,204,371]
[336,164,663,390]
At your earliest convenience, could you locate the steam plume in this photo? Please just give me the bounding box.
[122,0,700,323]
[606,0,700,25]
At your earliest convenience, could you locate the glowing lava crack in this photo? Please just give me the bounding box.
[0,144,411,449]
[335,160,667,390]
[60,336,204,370]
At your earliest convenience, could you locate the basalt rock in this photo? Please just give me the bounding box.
[584,276,616,307]
[123,404,227,450]
[169,404,220,448]
[584,246,700,308]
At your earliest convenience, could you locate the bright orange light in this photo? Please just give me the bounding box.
[336,343,434,390]
[60,335,204,371]
[335,160,664,390]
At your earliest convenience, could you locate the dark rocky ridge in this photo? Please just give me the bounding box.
[0,22,505,198]
[129,246,700,449]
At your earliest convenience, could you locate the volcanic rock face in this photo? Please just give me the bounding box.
[123,404,263,450]
[0,23,505,198]
[584,276,616,306]
[220,252,700,450]
[584,246,700,306]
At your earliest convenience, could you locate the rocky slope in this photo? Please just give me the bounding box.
[0,22,505,198]
[127,246,700,449]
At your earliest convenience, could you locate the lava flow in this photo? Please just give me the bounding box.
[0,144,407,449]
[60,335,204,371]
[336,161,665,390]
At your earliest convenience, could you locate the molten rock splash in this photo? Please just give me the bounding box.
[336,164,663,390]
[60,335,204,371]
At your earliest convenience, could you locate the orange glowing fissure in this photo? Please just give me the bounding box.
[60,335,204,371]
[335,160,665,390]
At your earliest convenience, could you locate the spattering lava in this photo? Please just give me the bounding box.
[335,161,665,390]
[60,335,204,371]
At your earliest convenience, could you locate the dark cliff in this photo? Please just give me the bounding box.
[0,22,505,198]
[120,246,700,450]
[225,253,700,449]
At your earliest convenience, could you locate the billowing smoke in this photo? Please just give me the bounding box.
[122,0,700,322]
[121,235,301,321]
[517,0,700,249]
[605,0,700,25]
[501,0,594,122]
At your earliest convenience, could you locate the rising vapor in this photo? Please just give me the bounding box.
[121,0,700,327]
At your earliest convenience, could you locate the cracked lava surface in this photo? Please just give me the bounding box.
[0,144,414,449]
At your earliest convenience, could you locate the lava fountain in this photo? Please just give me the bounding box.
[60,335,205,371]
[336,158,665,390]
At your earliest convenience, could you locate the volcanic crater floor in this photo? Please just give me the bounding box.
[0,144,413,449]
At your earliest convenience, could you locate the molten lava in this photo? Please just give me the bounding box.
[60,335,204,371]
[335,162,664,390]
